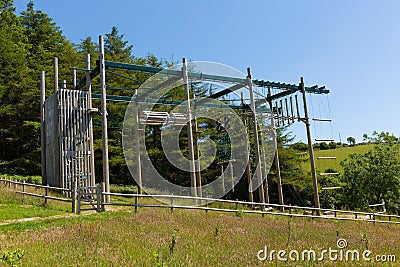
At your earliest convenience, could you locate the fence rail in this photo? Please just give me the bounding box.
[2,178,400,224]
[0,178,73,207]
[102,191,400,224]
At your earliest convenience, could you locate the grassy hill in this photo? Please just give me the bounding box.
[300,144,375,175]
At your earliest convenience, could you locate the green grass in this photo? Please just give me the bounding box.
[0,186,71,223]
[0,204,66,221]
[1,178,400,266]
[301,144,375,174]
[1,208,399,266]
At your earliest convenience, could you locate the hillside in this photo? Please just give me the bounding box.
[300,144,375,174]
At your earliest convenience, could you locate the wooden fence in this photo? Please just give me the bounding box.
[0,178,73,209]
[2,178,400,224]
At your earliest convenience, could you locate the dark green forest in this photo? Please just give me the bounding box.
[1,1,400,213]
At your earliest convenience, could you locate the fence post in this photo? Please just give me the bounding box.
[96,183,102,212]
[170,194,174,213]
[100,182,105,211]
[77,185,81,214]
[235,199,239,211]
[72,179,77,213]
[134,195,138,213]
[44,184,49,205]
[262,203,265,218]
[22,180,26,198]
[205,197,209,213]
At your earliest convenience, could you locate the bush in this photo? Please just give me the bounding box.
[291,142,308,151]
[320,142,329,150]
[0,174,41,184]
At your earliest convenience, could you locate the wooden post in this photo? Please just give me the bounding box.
[300,77,321,215]
[99,36,110,203]
[86,54,96,188]
[229,160,234,193]
[259,130,269,203]
[101,182,106,211]
[77,183,81,214]
[96,183,102,212]
[134,195,138,213]
[72,68,77,88]
[53,58,60,187]
[221,164,225,194]
[170,194,174,213]
[247,68,265,203]
[182,58,197,198]
[40,71,47,185]
[72,179,77,213]
[241,92,253,204]
[193,96,202,199]
[44,184,49,205]
[134,98,143,194]
[267,86,284,211]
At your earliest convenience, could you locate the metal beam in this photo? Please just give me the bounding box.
[208,83,246,99]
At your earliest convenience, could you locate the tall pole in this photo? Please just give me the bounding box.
[86,54,96,188]
[182,58,197,198]
[134,97,142,194]
[267,86,284,211]
[247,68,265,203]
[40,71,46,185]
[241,92,253,204]
[72,68,77,88]
[53,58,60,187]
[300,77,320,215]
[193,95,202,198]
[99,36,110,203]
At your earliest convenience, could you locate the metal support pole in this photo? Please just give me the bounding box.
[40,71,47,185]
[182,58,197,198]
[268,86,284,211]
[99,36,110,203]
[86,54,96,188]
[300,77,321,215]
[241,92,253,204]
[247,68,265,203]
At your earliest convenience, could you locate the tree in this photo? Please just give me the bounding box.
[21,1,79,78]
[346,136,355,146]
[0,0,32,164]
[340,132,400,213]
[104,26,133,62]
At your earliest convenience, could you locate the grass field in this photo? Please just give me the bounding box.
[1,187,400,266]
[300,144,374,174]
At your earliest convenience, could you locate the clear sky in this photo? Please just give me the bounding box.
[15,0,400,143]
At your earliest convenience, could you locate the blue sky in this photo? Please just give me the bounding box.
[15,0,400,143]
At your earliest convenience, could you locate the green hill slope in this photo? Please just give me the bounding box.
[300,144,374,174]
